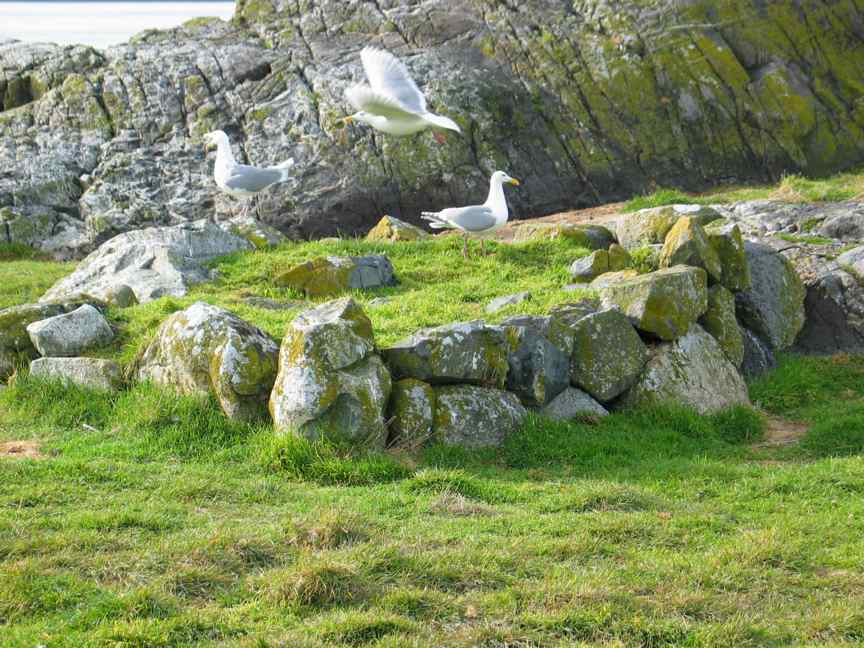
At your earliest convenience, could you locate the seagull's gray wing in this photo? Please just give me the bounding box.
[222,164,283,193]
[345,85,420,119]
[360,47,427,114]
[436,205,497,232]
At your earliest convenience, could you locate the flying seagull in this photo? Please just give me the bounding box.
[203,130,294,220]
[344,47,461,143]
[421,171,520,258]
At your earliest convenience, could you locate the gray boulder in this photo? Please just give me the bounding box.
[26,304,113,357]
[740,327,776,379]
[838,245,864,276]
[433,385,527,448]
[569,250,609,283]
[486,291,531,314]
[735,242,805,350]
[616,205,720,250]
[540,387,609,421]
[659,216,722,282]
[383,321,509,388]
[29,357,122,391]
[818,207,864,241]
[387,378,436,449]
[545,301,598,355]
[40,220,251,304]
[0,301,87,377]
[795,265,864,355]
[503,323,569,407]
[620,324,750,415]
[704,220,751,292]
[699,285,744,367]
[276,255,398,297]
[137,302,278,421]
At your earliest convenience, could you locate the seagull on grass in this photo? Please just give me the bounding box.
[421,171,520,258]
[203,130,294,220]
[344,47,461,144]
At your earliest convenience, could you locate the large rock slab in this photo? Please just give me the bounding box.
[699,285,744,367]
[26,304,113,357]
[619,324,750,415]
[704,220,751,291]
[40,220,251,304]
[540,387,609,421]
[569,309,648,402]
[503,322,569,407]
[659,216,722,282]
[366,215,429,242]
[600,266,708,340]
[269,298,391,445]
[433,385,527,448]
[735,242,805,350]
[511,222,614,249]
[137,302,278,421]
[382,321,509,388]
[616,205,720,250]
[276,255,397,297]
[387,378,436,449]
[29,357,122,391]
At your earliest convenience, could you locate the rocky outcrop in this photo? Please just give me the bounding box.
[29,357,123,391]
[616,205,720,250]
[276,255,397,297]
[26,304,114,357]
[137,302,279,421]
[5,1,864,257]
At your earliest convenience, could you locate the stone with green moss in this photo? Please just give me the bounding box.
[569,309,648,402]
[383,321,509,388]
[600,266,708,341]
[387,378,436,448]
[590,269,639,289]
[616,205,722,250]
[511,222,614,249]
[659,216,722,282]
[699,285,744,367]
[432,384,526,448]
[0,301,87,377]
[569,250,609,283]
[503,322,569,406]
[618,324,750,415]
[705,221,751,291]
[276,255,397,297]
[104,284,138,308]
[366,215,429,242]
[545,300,598,356]
[607,244,631,271]
[137,302,279,421]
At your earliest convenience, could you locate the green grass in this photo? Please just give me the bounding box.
[0,247,73,310]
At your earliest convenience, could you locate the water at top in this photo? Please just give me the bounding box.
[0,2,237,50]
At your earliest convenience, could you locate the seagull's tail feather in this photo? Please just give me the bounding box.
[275,158,295,182]
[423,113,461,134]
[421,211,453,230]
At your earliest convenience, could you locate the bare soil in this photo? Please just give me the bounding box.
[0,440,46,460]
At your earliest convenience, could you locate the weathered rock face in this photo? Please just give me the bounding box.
[26,304,114,357]
[387,378,436,448]
[137,302,279,421]
[40,220,251,304]
[366,216,429,242]
[740,327,776,379]
[793,261,864,355]
[659,216,722,282]
[569,250,609,283]
[433,385,526,448]
[383,321,509,388]
[699,285,744,367]
[600,266,708,340]
[503,323,569,407]
[704,220,751,291]
[735,241,806,350]
[0,301,87,376]
[545,301,598,356]
[5,1,864,256]
[620,324,750,415]
[29,357,123,391]
[276,255,397,297]
[269,298,391,445]
[616,205,720,250]
[540,387,609,422]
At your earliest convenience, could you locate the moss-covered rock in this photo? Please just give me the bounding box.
[699,286,744,367]
[137,302,279,421]
[619,324,750,415]
[432,385,526,448]
[569,309,648,402]
[0,301,87,377]
[503,322,569,407]
[29,357,123,391]
[276,255,397,297]
[569,250,609,283]
[366,215,429,242]
[735,242,805,349]
[511,222,615,249]
[104,284,138,308]
[590,269,640,289]
[705,221,751,291]
[540,387,608,421]
[659,216,722,282]
[387,378,436,448]
[545,300,598,356]
[607,244,632,272]
[617,205,721,250]
[600,266,708,340]
[26,304,114,357]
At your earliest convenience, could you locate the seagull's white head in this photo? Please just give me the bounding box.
[203,130,229,150]
[492,171,520,186]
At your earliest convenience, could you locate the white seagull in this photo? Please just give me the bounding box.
[203,130,295,220]
[421,171,520,258]
[344,47,461,143]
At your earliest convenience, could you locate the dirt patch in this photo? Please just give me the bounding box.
[0,440,46,460]
[751,417,810,449]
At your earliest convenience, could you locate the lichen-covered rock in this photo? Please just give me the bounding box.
[607,244,632,272]
[40,220,251,304]
[104,284,138,308]
[29,357,123,391]
[540,387,609,421]
[659,216,722,282]
[503,323,569,407]
[382,321,509,388]
[619,324,750,415]
[276,255,397,297]
[699,286,744,367]
[227,215,286,248]
[794,266,864,354]
[545,301,598,356]
[387,378,435,448]
[569,309,648,402]
[704,220,751,291]
[590,269,640,289]
[366,215,429,242]
[486,291,531,314]
[735,242,805,349]
[433,385,526,448]
[0,301,87,376]
[137,302,278,421]
[600,266,708,340]
[569,250,609,283]
[818,208,864,241]
[26,304,113,357]
[838,246,864,276]
[511,223,614,249]
[740,327,776,378]
[269,298,391,445]
[616,205,721,250]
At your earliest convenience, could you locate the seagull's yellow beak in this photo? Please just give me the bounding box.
[509,178,520,186]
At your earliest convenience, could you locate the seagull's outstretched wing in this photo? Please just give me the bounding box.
[422,205,496,232]
[360,47,426,115]
[223,164,283,193]
[345,85,420,120]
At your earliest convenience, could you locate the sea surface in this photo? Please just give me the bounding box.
[0,1,236,49]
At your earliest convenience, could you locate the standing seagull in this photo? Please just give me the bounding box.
[344,47,461,143]
[421,171,520,258]
[203,130,294,221]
